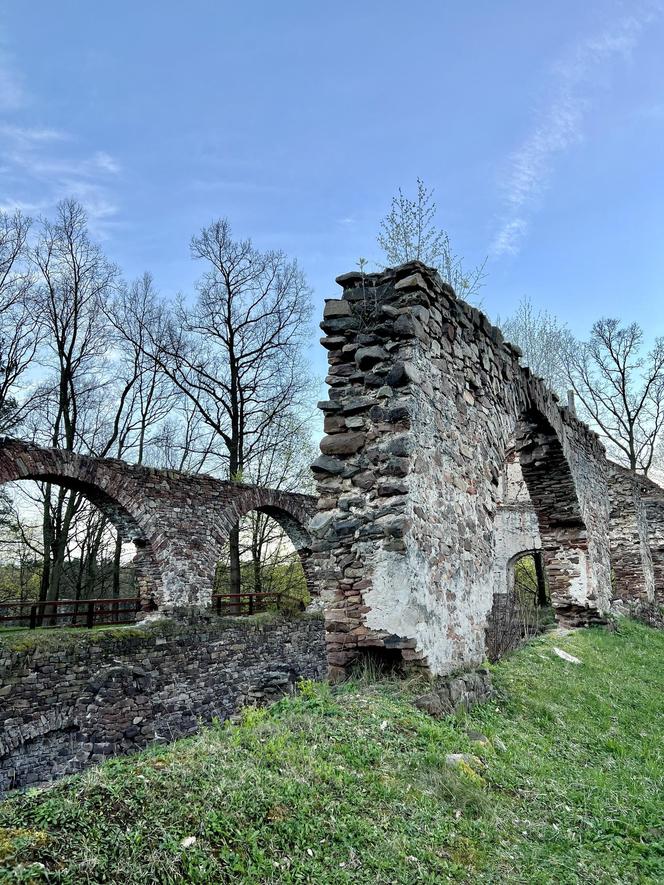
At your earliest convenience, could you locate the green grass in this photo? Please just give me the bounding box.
[1,620,663,884]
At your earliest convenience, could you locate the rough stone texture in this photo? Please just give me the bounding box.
[413,667,492,717]
[609,468,664,605]
[0,612,326,793]
[646,500,664,604]
[493,447,664,610]
[0,438,317,610]
[607,465,656,604]
[313,262,615,678]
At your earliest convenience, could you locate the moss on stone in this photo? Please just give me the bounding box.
[0,610,322,655]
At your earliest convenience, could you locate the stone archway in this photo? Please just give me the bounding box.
[0,441,162,609]
[213,487,318,602]
[0,438,318,612]
[312,261,614,678]
[514,409,596,625]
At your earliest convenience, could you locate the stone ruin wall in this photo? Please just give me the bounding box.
[312,262,615,678]
[0,613,327,793]
[646,503,664,604]
[611,468,664,606]
[607,466,656,605]
[0,439,317,612]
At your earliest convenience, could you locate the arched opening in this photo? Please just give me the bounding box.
[485,548,553,662]
[0,475,160,629]
[211,502,314,616]
[514,409,592,625]
[487,409,594,658]
[511,549,550,608]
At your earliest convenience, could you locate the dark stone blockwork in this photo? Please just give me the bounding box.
[0,613,326,793]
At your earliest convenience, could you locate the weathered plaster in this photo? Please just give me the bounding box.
[313,262,617,677]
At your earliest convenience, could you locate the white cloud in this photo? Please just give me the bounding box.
[0,123,122,236]
[0,28,122,237]
[0,124,66,144]
[93,151,121,175]
[0,48,24,110]
[491,2,662,257]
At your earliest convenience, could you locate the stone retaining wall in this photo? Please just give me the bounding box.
[0,612,326,794]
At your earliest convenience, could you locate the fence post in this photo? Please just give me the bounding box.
[86,601,94,628]
[29,604,37,630]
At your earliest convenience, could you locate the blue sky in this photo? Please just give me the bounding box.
[1,0,663,382]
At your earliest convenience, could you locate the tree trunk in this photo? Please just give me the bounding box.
[112,532,122,598]
[228,523,242,612]
[38,485,53,621]
[47,491,77,626]
[534,552,548,607]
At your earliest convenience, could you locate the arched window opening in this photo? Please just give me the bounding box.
[513,550,550,610]
[486,550,554,662]
[212,510,310,616]
[0,480,142,629]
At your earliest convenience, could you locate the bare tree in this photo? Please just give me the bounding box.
[498,295,574,396]
[30,199,121,605]
[377,178,486,301]
[566,319,664,475]
[0,211,40,431]
[242,414,317,601]
[134,219,313,597]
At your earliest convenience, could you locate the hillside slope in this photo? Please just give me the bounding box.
[1,621,663,884]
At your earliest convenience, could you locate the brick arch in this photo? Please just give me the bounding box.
[0,438,163,608]
[214,487,318,598]
[0,437,318,612]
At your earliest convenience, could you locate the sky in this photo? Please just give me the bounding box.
[1,0,663,385]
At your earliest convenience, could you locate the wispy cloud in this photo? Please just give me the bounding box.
[0,27,123,237]
[491,2,662,257]
[0,122,123,236]
[0,45,24,110]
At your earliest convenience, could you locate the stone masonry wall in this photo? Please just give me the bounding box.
[312,262,613,679]
[646,502,664,604]
[491,504,542,597]
[607,465,655,605]
[0,438,317,610]
[616,469,664,605]
[0,613,326,793]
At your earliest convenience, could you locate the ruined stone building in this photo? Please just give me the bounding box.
[2,260,664,790]
[0,260,662,681]
[311,262,664,678]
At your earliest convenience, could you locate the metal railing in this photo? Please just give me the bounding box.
[0,596,141,630]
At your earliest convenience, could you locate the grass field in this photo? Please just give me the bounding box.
[1,619,663,884]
